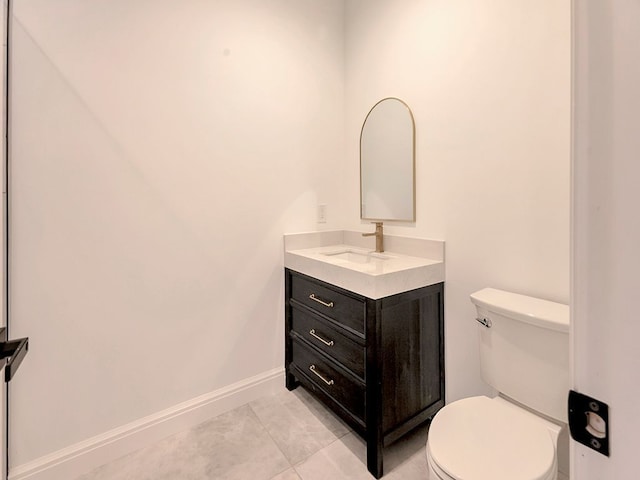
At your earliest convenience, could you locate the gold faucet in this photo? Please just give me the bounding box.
[362,222,384,253]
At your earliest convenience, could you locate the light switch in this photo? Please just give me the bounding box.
[317,204,327,223]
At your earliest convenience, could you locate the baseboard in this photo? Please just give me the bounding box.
[9,367,285,480]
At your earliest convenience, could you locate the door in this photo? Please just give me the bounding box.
[2,2,29,478]
[1,0,7,474]
[572,0,640,478]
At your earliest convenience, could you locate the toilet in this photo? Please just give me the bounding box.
[426,288,569,480]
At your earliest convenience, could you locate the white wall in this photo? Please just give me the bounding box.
[572,0,640,477]
[344,0,571,402]
[9,0,345,467]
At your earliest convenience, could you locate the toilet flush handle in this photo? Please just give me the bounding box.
[476,317,492,328]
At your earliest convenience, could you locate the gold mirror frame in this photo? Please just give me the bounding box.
[360,97,416,222]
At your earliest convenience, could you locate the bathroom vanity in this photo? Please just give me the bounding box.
[284,231,445,478]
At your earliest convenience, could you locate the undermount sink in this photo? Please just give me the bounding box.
[283,231,444,299]
[322,249,390,264]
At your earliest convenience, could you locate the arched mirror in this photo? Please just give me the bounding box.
[360,97,415,221]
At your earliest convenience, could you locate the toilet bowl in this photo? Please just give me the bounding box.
[426,396,561,480]
[426,288,570,480]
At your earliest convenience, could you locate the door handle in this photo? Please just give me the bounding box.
[0,327,29,382]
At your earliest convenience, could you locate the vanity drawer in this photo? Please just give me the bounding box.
[290,274,365,335]
[291,307,365,378]
[291,339,365,422]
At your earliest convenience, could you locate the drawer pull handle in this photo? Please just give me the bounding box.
[309,365,334,386]
[309,294,334,308]
[309,329,334,347]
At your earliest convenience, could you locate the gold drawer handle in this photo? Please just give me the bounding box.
[309,329,334,347]
[309,293,334,308]
[309,365,334,386]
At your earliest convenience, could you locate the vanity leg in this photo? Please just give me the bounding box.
[285,370,299,391]
[366,435,383,479]
[366,299,384,478]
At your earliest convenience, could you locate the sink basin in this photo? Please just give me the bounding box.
[322,249,390,264]
[283,231,445,299]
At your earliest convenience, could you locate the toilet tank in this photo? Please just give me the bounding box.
[470,288,570,423]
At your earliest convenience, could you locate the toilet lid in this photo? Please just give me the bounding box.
[428,396,556,480]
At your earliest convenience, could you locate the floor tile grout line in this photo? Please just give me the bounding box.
[247,397,345,470]
[290,434,340,480]
[247,391,352,471]
[246,400,298,478]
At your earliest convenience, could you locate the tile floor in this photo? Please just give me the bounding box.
[74,387,429,480]
[75,387,570,480]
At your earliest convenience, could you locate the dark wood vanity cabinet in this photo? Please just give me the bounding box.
[284,268,444,478]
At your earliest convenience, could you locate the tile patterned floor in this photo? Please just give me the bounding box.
[74,387,429,480]
[75,387,570,480]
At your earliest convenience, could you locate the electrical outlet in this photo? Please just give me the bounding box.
[317,204,327,223]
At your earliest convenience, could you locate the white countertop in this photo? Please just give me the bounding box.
[284,231,445,299]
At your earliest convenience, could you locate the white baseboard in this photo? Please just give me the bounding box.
[9,368,286,480]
